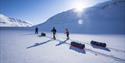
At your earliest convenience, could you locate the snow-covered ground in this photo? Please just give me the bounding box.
[0,29,125,63]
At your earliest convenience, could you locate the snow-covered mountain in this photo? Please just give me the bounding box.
[0,14,32,27]
[35,0,125,34]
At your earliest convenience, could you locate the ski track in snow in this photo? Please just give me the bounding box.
[69,38,125,53]
[46,36,125,62]
[69,38,125,62]
[26,35,125,62]
[85,48,125,62]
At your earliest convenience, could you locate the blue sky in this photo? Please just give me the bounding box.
[0,0,109,25]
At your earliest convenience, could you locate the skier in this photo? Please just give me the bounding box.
[51,27,57,40]
[65,28,70,40]
[35,27,38,34]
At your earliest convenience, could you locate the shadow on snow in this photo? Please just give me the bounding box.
[70,46,86,54]
[26,39,52,49]
[91,44,111,52]
[55,39,70,46]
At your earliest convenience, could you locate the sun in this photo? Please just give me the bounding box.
[74,2,84,12]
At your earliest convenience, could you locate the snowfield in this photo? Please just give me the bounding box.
[0,29,125,63]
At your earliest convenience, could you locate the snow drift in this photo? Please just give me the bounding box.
[0,14,32,27]
[35,0,125,34]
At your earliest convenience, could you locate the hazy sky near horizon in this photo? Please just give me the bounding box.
[0,0,109,25]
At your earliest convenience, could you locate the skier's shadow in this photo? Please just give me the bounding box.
[26,39,52,49]
[56,39,70,46]
[45,36,70,46]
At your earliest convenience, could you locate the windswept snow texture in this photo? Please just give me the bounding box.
[0,14,32,27]
[35,0,125,34]
[0,29,125,63]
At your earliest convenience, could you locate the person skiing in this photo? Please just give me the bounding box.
[51,27,57,40]
[35,27,38,34]
[65,28,70,40]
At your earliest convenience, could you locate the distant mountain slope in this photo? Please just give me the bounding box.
[35,0,125,34]
[0,14,32,27]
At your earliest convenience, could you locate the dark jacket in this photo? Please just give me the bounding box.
[51,28,56,34]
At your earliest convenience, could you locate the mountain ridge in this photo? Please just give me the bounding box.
[0,14,32,27]
[35,0,125,34]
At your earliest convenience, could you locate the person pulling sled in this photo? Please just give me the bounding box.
[51,27,57,40]
[65,28,70,40]
[35,27,38,34]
